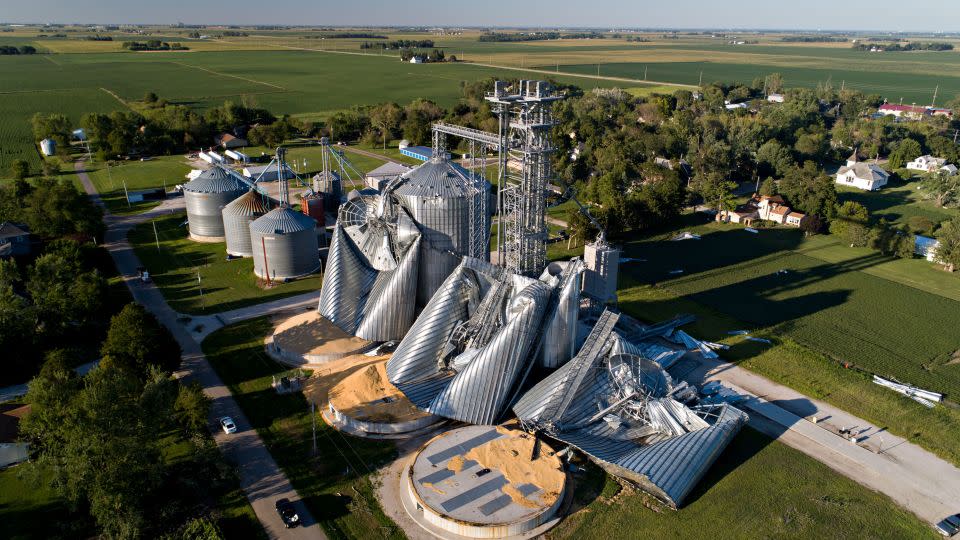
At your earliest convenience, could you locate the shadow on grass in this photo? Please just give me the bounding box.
[679,427,773,507]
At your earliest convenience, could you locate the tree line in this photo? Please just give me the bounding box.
[0,45,36,55]
[853,41,953,51]
[479,31,604,42]
[122,40,189,51]
[359,39,434,49]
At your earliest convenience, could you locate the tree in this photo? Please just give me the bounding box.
[756,139,794,177]
[368,102,403,149]
[101,303,181,378]
[935,218,960,272]
[830,200,870,247]
[887,138,922,169]
[174,382,210,435]
[917,169,960,208]
[10,159,29,180]
[26,243,105,338]
[144,91,159,104]
[31,113,72,147]
[759,177,777,196]
[764,72,784,95]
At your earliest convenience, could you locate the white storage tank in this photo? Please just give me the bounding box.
[183,166,248,242]
[40,138,56,157]
[249,207,320,280]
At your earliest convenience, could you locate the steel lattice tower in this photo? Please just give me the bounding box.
[487,80,563,276]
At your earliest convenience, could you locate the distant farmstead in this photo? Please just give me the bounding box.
[906,155,957,175]
[835,151,889,191]
[216,133,248,149]
[878,103,953,120]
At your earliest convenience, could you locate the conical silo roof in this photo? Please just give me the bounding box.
[392,158,476,197]
[183,166,248,193]
[223,189,273,217]
[250,206,317,234]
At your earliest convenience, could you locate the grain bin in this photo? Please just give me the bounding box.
[392,157,491,305]
[40,139,56,157]
[183,167,248,242]
[312,170,341,208]
[249,207,320,280]
[222,189,273,257]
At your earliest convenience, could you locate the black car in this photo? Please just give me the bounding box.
[275,498,300,528]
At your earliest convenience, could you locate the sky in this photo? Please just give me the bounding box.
[1,0,956,32]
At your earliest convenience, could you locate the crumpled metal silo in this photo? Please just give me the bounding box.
[537,259,584,368]
[513,309,748,508]
[249,207,319,280]
[386,257,552,425]
[317,194,423,342]
[222,189,273,257]
[183,166,249,241]
[392,157,491,306]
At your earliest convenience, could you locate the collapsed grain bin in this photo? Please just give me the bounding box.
[222,189,273,257]
[249,206,320,281]
[392,157,490,305]
[183,166,248,242]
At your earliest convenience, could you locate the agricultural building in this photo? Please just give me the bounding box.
[222,189,273,257]
[216,133,247,149]
[399,145,450,162]
[365,161,411,191]
[243,163,296,182]
[183,166,249,241]
[249,206,319,281]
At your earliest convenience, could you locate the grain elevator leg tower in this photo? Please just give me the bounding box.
[488,80,563,277]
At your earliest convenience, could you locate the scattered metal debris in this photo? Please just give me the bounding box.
[727,330,749,335]
[672,231,702,241]
[745,337,772,344]
[872,375,942,408]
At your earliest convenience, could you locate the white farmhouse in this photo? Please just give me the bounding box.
[906,155,947,173]
[835,151,889,191]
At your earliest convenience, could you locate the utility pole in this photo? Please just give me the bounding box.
[931,84,939,108]
[197,271,204,310]
[152,221,160,252]
[699,71,703,87]
[122,179,130,208]
[311,400,317,455]
[644,65,648,80]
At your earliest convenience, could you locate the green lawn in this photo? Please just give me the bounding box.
[84,155,193,215]
[128,212,323,315]
[837,177,959,230]
[0,464,95,540]
[202,318,403,539]
[549,428,935,539]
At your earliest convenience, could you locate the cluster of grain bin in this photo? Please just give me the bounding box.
[183,167,248,242]
[250,206,320,281]
[183,165,321,280]
[392,157,490,305]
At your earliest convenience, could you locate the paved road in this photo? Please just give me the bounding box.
[189,290,322,343]
[678,353,960,526]
[75,161,325,539]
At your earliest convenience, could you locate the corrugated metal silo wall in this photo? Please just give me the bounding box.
[397,193,472,306]
[223,211,257,257]
[251,228,320,280]
[185,190,244,238]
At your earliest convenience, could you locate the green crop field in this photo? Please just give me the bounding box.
[129,212,323,315]
[553,61,955,103]
[619,221,960,398]
[0,87,117,171]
